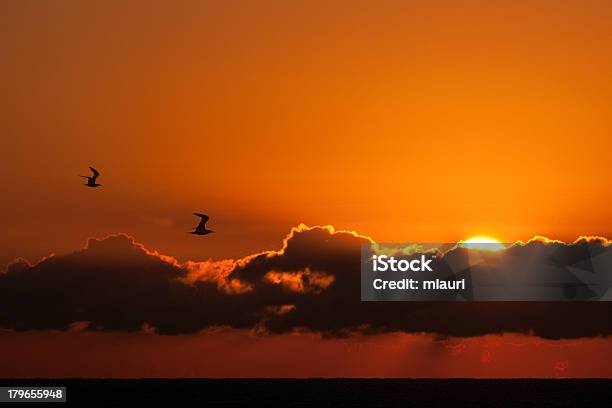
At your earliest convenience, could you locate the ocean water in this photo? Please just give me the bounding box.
[0,379,610,407]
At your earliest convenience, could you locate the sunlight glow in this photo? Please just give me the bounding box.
[460,236,506,251]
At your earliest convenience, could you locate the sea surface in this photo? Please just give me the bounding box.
[0,379,610,407]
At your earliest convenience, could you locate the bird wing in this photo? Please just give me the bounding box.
[194,213,210,229]
[89,167,100,180]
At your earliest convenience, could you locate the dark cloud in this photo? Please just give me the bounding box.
[1,227,611,339]
[0,235,254,334]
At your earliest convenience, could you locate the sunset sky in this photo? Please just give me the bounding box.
[1,1,611,378]
[3,0,611,266]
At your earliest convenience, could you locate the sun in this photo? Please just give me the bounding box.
[460,236,506,251]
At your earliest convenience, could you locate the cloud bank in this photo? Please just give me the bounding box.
[1,225,610,339]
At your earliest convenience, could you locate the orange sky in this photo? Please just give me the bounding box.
[1,0,611,267]
[3,330,612,378]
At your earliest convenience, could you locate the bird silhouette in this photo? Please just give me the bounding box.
[80,166,102,187]
[190,213,215,235]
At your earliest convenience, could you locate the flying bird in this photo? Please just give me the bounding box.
[80,166,102,188]
[190,213,215,235]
